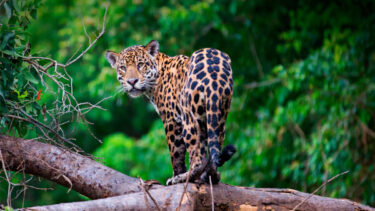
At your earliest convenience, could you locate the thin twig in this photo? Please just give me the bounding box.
[0,149,12,207]
[249,35,264,78]
[292,170,350,210]
[209,176,215,211]
[138,178,161,211]
[176,170,191,211]
[244,78,281,90]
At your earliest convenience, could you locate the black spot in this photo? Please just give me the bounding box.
[197,85,204,92]
[170,135,175,142]
[219,87,223,95]
[206,53,212,58]
[213,57,220,64]
[208,129,215,138]
[212,50,218,55]
[194,94,199,103]
[207,59,214,65]
[201,147,206,155]
[186,134,191,140]
[193,63,204,74]
[191,139,196,145]
[191,81,198,89]
[212,93,218,104]
[213,66,220,71]
[174,152,180,158]
[208,141,220,149]
[223,61,230,71]
[220,73,227,80]
[169,124,174,131]
[212,114,218,127]
[185,143,190,148]
[206,87,212,98]
[212,103,217,112]
[207,66,214,73]
[215,126,222,136]
[220,52,229,60]
[202,78,210,85]
[191,127,196,134]
[197,106,204,115]
[219,79,226,86]
[212,81,218,91]
[224,69,230,76]
[211,72,218,80]
[175,139,183,147]
[225,88,231,95]
[195,54,204,63]
[195,49,204,53]
[196,71,206,79]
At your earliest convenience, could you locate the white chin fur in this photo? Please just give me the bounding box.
[128,90,143,98]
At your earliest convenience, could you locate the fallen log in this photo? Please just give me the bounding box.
[0,134,161,199]
[29,184,374,211]
[0,134,374,210]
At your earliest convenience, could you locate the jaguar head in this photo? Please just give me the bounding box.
[106,40,159,97]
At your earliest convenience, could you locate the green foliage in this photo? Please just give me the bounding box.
[0,0,42,136]
[1,0,375,208]
[94,120,172,182]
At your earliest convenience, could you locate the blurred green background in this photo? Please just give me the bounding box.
[1,0,375,208]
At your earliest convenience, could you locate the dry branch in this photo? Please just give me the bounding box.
[0,134,374,210]
[0,134,160,199]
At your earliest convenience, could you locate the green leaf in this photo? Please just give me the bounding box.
[0,32,15,49]
[18,90,28,99]
[24,71,39,84]
[4,3,12,19]
[12,0,21,14]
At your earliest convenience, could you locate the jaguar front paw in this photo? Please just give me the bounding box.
[166,173,187,185]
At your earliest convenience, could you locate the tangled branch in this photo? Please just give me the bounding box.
[1,5,110,207]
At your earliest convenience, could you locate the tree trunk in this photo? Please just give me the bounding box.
[0,134,373,211]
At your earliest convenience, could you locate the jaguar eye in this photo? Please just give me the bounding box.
[119,66,126,71]
[137,62,145,69]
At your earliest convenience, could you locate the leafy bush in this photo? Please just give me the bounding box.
[94,120,172,182]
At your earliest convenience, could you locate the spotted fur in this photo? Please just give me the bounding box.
[106,40,236,185]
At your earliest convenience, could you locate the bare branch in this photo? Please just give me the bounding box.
[292,170,350,211]
[244,78,282,90]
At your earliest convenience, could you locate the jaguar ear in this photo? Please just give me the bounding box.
[145,40,159,57]
[105,51,119,68]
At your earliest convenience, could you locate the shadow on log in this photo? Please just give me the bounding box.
[0,134,374,211]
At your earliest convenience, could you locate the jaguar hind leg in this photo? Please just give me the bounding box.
[167,109,208,185]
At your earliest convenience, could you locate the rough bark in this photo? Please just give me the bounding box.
[29,184,374,211]
[0,134,374,211]
[0,134,162,199]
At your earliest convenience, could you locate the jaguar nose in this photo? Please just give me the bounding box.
[127,78,139,86]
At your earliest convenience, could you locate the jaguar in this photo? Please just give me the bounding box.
[105,40,236,185]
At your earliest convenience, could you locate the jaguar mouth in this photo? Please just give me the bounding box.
[128,88,143,97]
